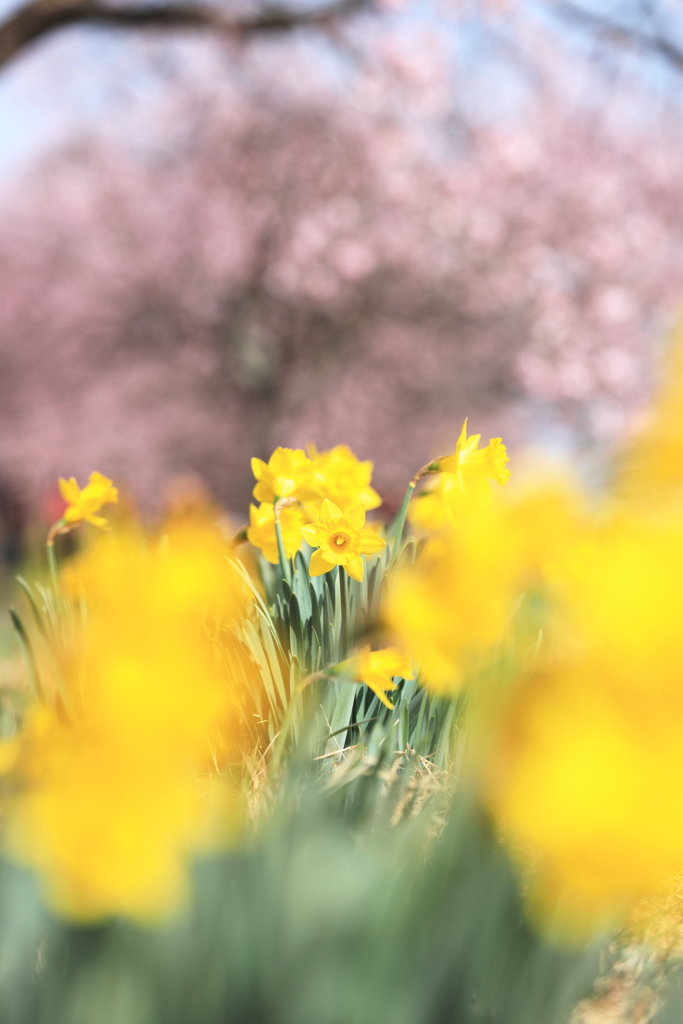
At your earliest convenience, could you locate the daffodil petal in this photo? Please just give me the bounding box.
[364,680,395,710]
[253,482,274,504]
[58,477,81,505]
[344,555,364,582]
[359,486,382,511]
[300,524,320,545]
[359,529,386,555]
[437,455,458,474]
[309,549,334,577]
[63,507,84,523]
[347,505,366,530]
[85,514,109,529]
[319,499,342,523]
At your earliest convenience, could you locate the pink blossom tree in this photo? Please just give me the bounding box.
[1,7,683,515]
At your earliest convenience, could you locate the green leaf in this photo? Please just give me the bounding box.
[8,606,44,703]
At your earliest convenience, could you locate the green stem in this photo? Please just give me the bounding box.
[339,567,348,656]
[389,482,415,550]
[46,540,60,597]
[274,518,291,586]
[9,607,45,703]
[270,689,300,773]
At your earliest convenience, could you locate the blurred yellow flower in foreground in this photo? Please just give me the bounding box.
[247,502,306,564]
[0,523,244,922]
[408,473,464,534]
[341,646,413,709]
[307,444,381,514]
[386,508,517,692]
[302,499,385,582]
[58,471,118,530]
[388,479,582,693]
[251,448,314,504]
[618,317,683,506]
[487,507,683,931]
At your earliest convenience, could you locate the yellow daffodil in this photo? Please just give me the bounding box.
[406,422,510,534]
[301,499,385,582]
[618,319,683,507]
[486,505,683,932]
[385,515,516,692]
[251,448,315,504]
[388,479,583,692]
[437,419,510,503]
[341,646,413,709]
[58,471,118,529]
[0,524,244,922]
[408,473,462,533]
[306,444,381,514]
[247,502,306,564]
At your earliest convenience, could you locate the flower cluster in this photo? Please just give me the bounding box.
[247,443,383,572]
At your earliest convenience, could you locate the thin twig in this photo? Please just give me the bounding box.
[553,0,683,72]
[0,0,373,72]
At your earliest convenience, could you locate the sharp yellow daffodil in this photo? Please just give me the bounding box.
[301,499,385,582]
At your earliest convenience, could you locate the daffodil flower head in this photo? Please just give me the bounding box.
[341,646,413,709]
[58,471,118,530]
[409,473,464,534]
[486,507,683,932]
[386,496,526,692]
[247,502,306,564]
[438,419,510,504]
[306,443,381,514]
[4,524,245,922]
[301,499,385,582]
[251,448,315,504]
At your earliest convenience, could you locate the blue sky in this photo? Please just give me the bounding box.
[1,0,683,182]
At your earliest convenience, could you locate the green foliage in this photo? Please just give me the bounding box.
[0,774,604,1024]
[227,541,456,777]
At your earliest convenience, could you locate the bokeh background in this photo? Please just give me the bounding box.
[1,0,683,549]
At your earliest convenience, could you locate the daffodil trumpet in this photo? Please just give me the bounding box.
[301,500,386,583]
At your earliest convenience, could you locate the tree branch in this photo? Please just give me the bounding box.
[553,0,683,73]
[0,0,371,71]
